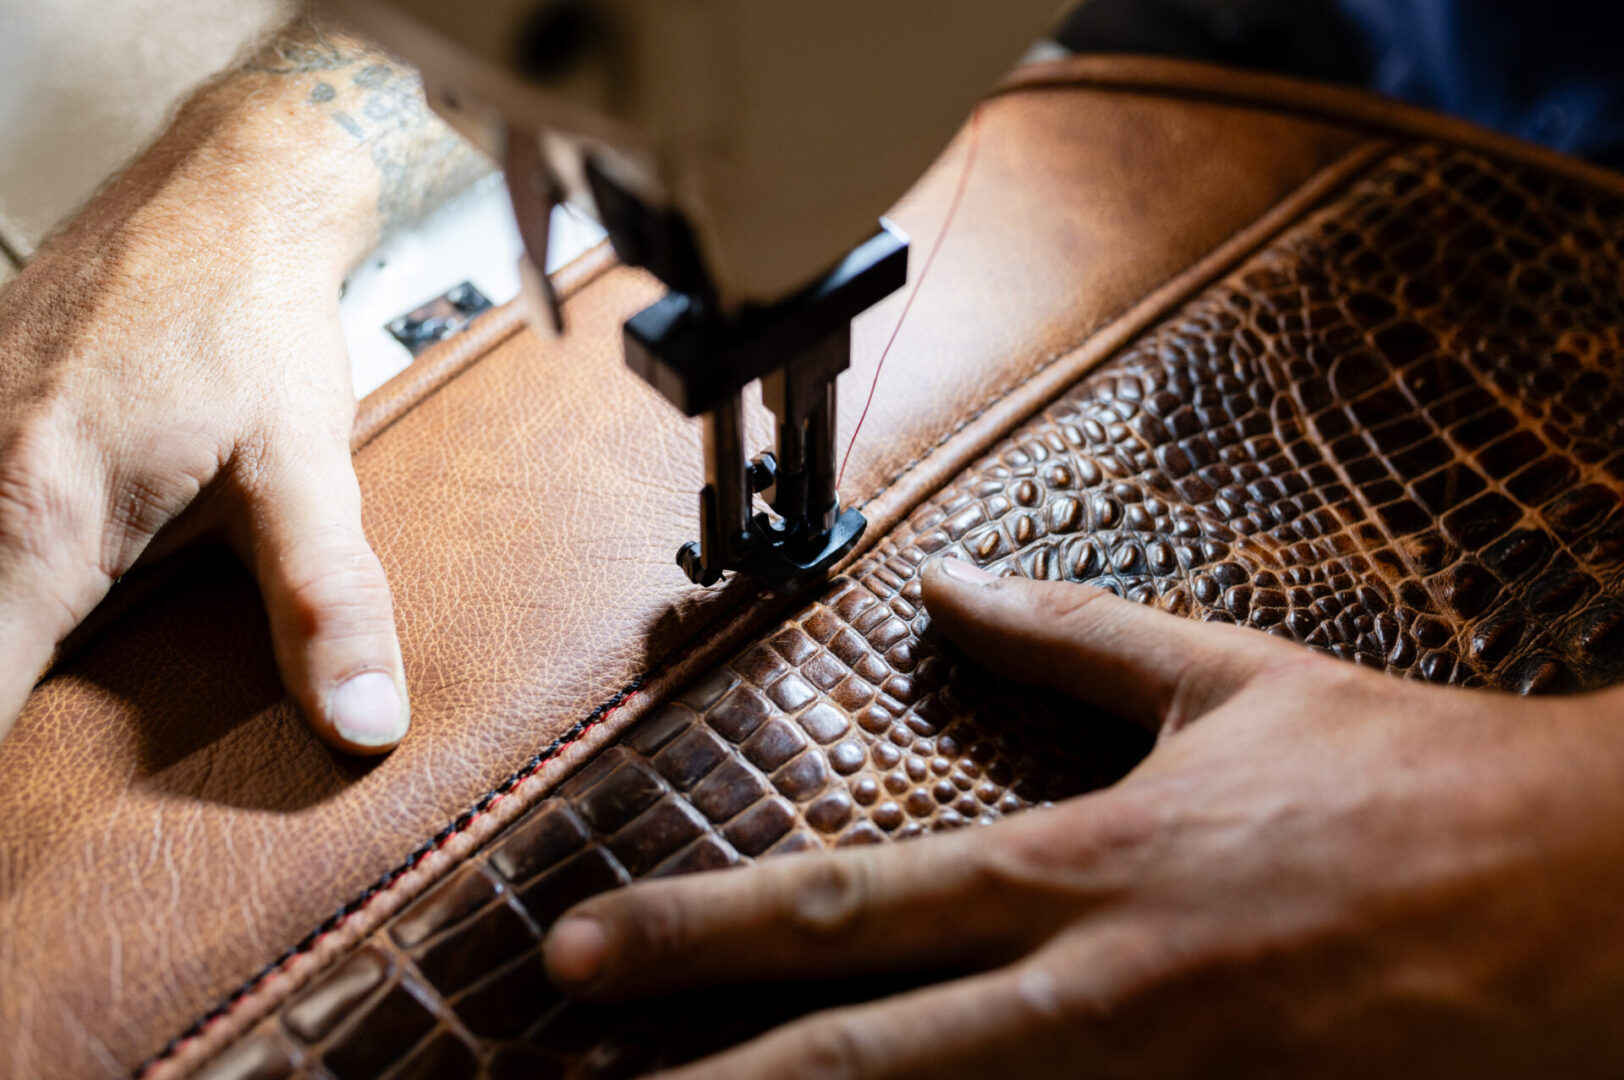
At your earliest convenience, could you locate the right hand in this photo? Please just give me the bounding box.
[542,561,1624,1078]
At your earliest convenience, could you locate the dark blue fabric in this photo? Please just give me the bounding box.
[1337,0,1624,168]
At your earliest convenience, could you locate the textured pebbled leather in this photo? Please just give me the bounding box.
[195,141,1624,1078]
[0,61,1376,1080]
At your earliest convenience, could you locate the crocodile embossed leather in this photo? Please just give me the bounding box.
[10,59,1396,1080]
[187,140,1624,1079]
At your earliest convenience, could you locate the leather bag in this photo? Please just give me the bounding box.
[4,56,1623,1080]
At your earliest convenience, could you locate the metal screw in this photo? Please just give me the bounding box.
[676,541,721,587]
[748,452,779,494]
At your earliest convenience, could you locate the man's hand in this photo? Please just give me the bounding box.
[0,20,485,752]
[541,557,1624,1078]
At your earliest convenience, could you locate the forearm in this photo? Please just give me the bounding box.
[235,17,490,253]
[49,15,488,283]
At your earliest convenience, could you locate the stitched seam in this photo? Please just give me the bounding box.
[991,63,1624,198]
[131,589,770,1077]
[351,309,526,452]
[855,155,1385,513]
[138,141,1395,1080]
[854,349,1066,512]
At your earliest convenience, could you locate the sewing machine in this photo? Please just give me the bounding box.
[325,0,1064,593]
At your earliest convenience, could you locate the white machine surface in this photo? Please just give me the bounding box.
[328,0,1066,593]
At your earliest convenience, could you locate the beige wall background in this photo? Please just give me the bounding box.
[0,0,593,398]
[0,0,294,262]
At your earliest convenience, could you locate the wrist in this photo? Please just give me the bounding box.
[152,78,383,276]
[64,18,413,283]
[29,17,487,296]
[40,93,371,295]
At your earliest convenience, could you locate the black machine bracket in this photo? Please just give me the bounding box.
[622,221,909,594]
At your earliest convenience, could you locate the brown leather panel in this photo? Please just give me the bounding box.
[836,84,1365,498]
[351,243,617,454]
[0,73,1369,1080]
[216,141,1624,1077]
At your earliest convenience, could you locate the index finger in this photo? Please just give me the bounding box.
[544,820,1070,1002]
[0,424,113,737]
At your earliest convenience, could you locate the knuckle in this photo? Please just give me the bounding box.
[1084,794,1163,855]
[0,423,77,556]
[1003,798,1159,886]
[0,421,109,634]
[789,1016,874,1080]
[956,831,1035,901]
[262,402,355,458]
[621,889,693,967]
[230,429,273,489]
[787,856,873,943]
[107,472,184,540]
[1011,961,1085,1027]
[0,471,66,564]
[101,455,226,576]
[276,533,394,640]
[1035,930,1174,1035]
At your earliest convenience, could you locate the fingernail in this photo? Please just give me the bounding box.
[937,557,999,586]
[330,671,407,748]
[547,917,607,986]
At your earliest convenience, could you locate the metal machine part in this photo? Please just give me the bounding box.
[386,281,495,355]
[625,222,908,592]
[323,0,1063,591]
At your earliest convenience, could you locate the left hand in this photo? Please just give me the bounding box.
[541,557,1624,1078]
[0,18,486,754]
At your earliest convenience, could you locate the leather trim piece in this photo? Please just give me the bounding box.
[842,138,1398,561]
[1002,56,1624,197]
[140,59,1589,1079]
[139,138,1394,1080]
[138,594,773,1080]
[353,242,616,451]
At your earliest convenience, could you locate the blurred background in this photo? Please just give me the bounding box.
[1,0,1618,396]
[1055,0,1624,169]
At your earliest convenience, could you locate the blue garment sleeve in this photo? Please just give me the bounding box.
[1338,0,1624,168]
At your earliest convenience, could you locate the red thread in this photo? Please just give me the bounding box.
[137,687,654,1077]
[139,579,791,1079]
[838,105,985,491]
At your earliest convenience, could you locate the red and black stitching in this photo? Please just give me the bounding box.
[131,348,1091,1076]
[131,589,768,1078]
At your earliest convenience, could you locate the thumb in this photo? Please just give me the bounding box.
[238,433,409,755]
[921,557,1290,734]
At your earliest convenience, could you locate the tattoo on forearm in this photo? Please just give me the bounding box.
[246,20,490,241]
[243,33,350,76]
